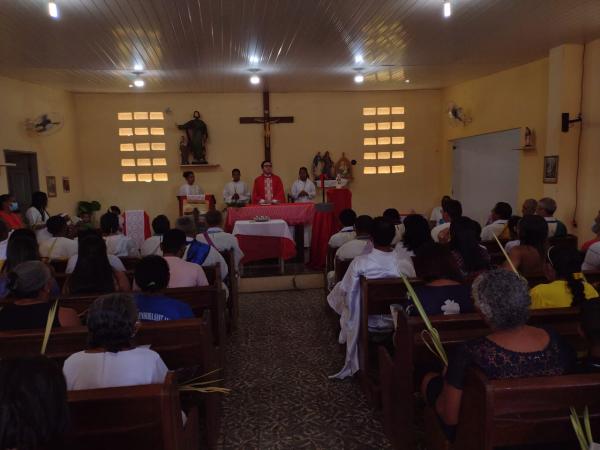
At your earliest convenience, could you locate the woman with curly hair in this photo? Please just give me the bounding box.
[421,269,575,440]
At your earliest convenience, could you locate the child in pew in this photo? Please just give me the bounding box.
[0,261,80,330]
[134,255,194,322]
[421,270,576,442]
[530,245,598,309]
[63,293,168,390]
[580,298,600,373]
[328,208,357,248]
[0,356,70,450]
[405,243,473,316]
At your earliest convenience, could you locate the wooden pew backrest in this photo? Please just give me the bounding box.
[67,371,199,450]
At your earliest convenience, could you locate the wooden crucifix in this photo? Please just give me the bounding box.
[239,91,294,162]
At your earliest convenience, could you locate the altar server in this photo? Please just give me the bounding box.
[251,161,285,204]
[327,217,415,379]
[290,167,316,203]
[223,168,250,204]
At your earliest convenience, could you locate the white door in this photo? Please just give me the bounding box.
[452,129,520,226]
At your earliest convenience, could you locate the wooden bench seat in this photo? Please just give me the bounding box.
[424,369,600,450]
[66,372,199,450]
[378,306,586,449]
[0,318,220,449]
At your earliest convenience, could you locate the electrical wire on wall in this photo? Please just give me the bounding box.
[572,44,586,228]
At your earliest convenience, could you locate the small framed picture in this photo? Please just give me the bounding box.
[46,176,57,197]
[543,156,559,184]
[62,177,70,193]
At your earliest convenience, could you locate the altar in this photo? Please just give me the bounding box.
[224,202,315,231]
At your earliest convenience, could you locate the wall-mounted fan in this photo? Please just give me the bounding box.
[25,112,64,136]
[447,102,472,126]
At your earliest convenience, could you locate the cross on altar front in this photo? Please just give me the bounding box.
[239,91,294,162]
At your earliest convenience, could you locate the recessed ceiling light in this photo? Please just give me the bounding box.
[249,55,260,64]
[133,79,145,87]
[250,75,261,85]
[355,55,364,64]
[134,64,143,71]
[48,1,59,18]
[128,84,133,88]
[354,74,364,84]
[443,0,452,18]
[405,79,410,83]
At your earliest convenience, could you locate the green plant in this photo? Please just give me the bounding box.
[77,201,101,216]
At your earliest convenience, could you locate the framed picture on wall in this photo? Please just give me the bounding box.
[46,176,57,197]
[543,156,559,184]
[62,177,70,193]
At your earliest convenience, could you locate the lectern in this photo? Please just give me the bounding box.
[177,195,216,217]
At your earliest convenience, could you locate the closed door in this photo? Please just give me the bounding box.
[4,150,39,211]
[452,129,520,225]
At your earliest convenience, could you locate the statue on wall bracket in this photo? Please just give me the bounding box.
[177,111,208,164]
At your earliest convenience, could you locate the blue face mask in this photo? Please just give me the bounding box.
[9,202,18,212]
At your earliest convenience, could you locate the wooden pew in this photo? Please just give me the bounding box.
[0,318,220,449]
[379,306,586,450]
[549,233,578,249]
[357,277,424,404]
[66,371,199,450]
[219,249,239,332]
[325,246,336,287]
[334,257,352,284]
[120,256,141,271]
[424,369,600,450]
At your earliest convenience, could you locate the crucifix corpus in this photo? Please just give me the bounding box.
[239,91,294,161]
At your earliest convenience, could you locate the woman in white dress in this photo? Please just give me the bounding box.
[291,167,316,203]
[25,191,52,243]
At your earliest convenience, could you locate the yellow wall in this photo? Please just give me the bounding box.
[73,90,442,220]
[0,76,82,215]
[440,58,549,209]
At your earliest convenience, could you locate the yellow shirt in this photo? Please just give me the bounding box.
[530,279,598,309]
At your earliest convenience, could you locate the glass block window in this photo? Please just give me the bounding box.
[362,106,406,175]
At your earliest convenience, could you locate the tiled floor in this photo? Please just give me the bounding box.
[218,289,391,449]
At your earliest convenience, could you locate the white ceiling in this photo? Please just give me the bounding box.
[1,0,600,93]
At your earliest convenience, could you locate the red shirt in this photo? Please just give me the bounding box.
[0,211,24,230]
[251,174,285,204]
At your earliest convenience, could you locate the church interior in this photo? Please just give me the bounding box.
[2,1,600,449]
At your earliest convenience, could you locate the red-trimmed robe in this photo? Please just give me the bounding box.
[251,174,285,204]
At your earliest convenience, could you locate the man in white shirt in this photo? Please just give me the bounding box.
[327,217,416,379]
[178,171,204,197]
[383,208,405,246]
[522,198,538,216]
[101,212,140,258]
[223,168,250,204]
[141,215,170,257]
[328,209,357,249]
[536,197,567,238]
[480,202,512,241]
[431,199,462,243]
[175,216,228,280]
[161,229,208,288]
[196,210,244,270]
[39,215,78,260]
[290,167,316,203]
[429,195,452,228]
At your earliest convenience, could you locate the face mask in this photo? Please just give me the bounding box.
[9,202,18,212]
[593,223,600,234]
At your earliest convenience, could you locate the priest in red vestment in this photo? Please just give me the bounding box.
[251,161,286,204]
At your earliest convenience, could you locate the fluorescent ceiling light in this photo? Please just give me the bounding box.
[48,2,59,18]
[443,1,452,18]
[133,79,145,87]
[355,54,364,64]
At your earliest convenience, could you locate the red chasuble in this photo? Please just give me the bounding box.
[251,174,285,204]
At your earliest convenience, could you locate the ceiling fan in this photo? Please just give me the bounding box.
[447,102,472,126]
[25,112,64,136]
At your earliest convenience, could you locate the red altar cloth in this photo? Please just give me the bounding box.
[308,208,337,270]
[326,189,352,231]
[225,203,315,231]
[237,235,296,263]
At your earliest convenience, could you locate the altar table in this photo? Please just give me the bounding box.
[225,203,315,231]
[232,219,297,271]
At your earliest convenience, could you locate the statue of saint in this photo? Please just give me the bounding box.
[335,152,353,179]
[177,111,208,164]
[322,151,335,179]
[312,152,322,179]
[179,135,190,165]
